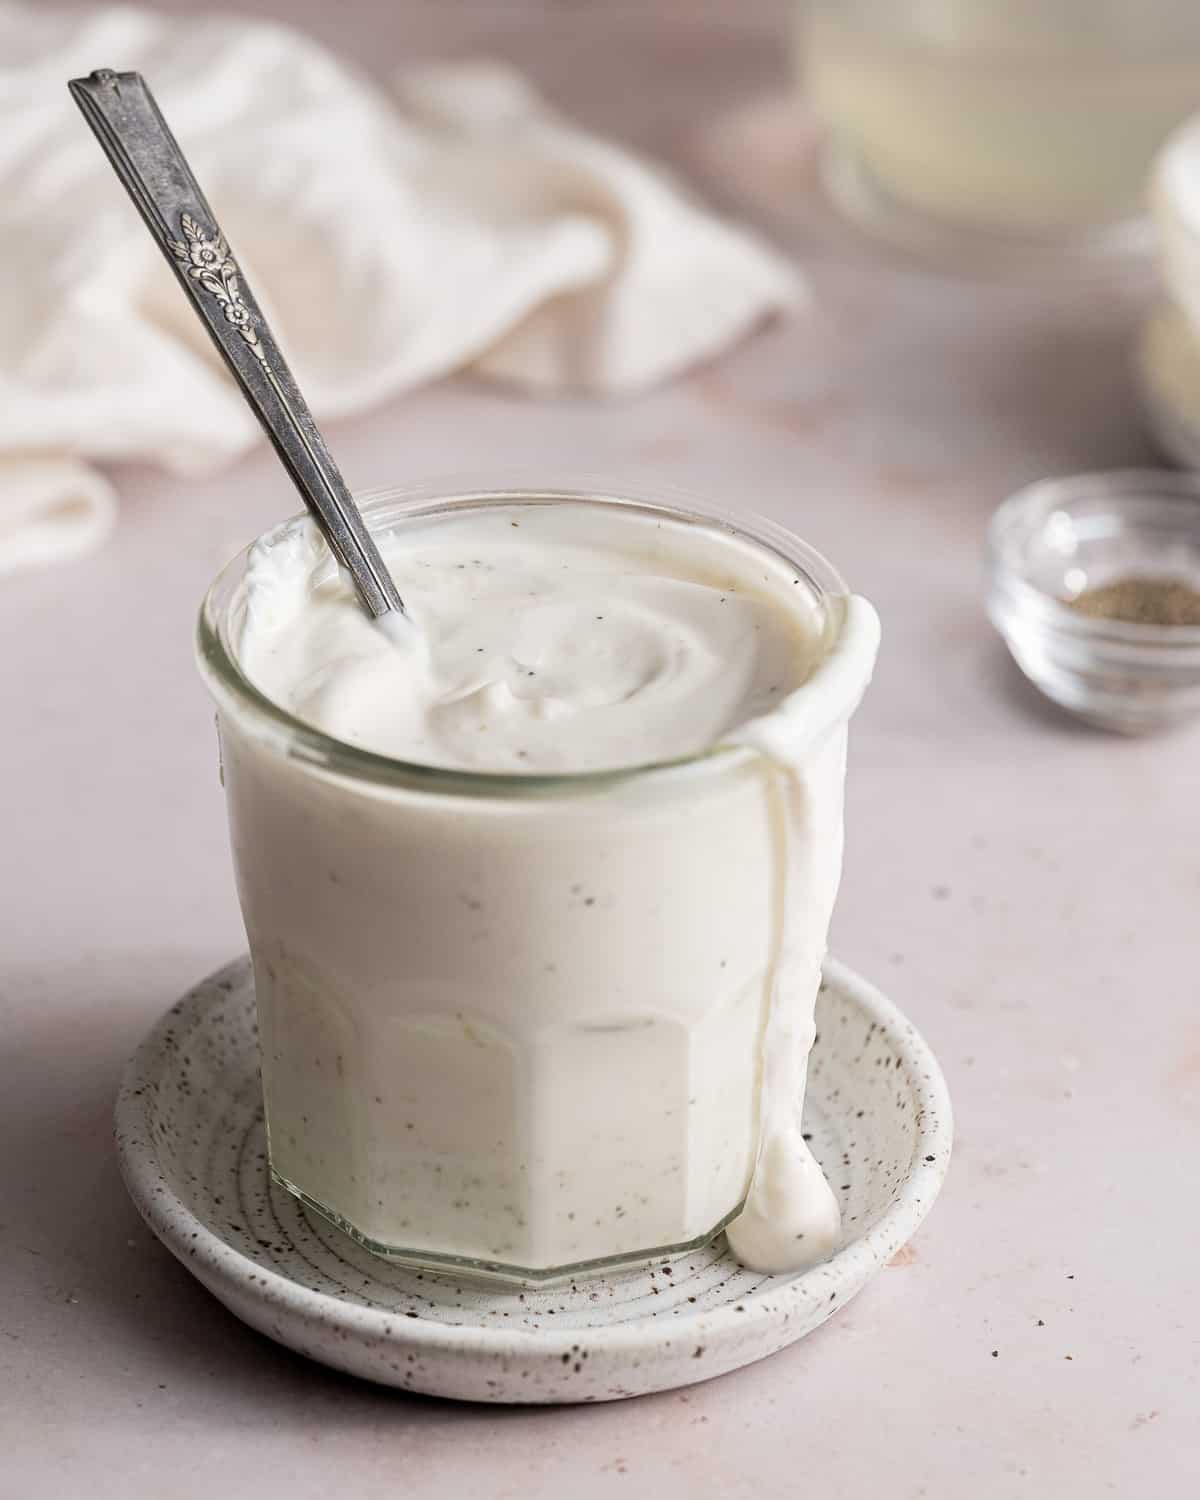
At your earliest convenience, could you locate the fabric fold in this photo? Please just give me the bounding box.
[0,3,802,575]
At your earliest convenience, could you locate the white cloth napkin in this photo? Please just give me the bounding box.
[0,2,801,576]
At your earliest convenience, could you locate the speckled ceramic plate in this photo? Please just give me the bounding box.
[114,956,951,1403]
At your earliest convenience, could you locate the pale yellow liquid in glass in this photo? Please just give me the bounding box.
[803,1,1200,236]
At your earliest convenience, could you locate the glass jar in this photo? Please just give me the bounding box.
[1137,118,1200,466]
[799,0,1200,257]
[196,484,877,1281]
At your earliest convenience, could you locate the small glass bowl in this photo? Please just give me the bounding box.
[987,470,1200,733]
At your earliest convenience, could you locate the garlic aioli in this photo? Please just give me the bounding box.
[219,498,879,1274]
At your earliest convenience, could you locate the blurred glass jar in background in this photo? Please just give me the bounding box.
[799,0,1200,253]
[1138,118,1200,466]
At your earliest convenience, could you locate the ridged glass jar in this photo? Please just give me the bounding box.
[197,483,878,1281]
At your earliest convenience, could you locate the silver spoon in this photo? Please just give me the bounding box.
[68,69,408,631]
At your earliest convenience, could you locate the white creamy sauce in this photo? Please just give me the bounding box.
[240,510,811,775]
[232,503,879,1274]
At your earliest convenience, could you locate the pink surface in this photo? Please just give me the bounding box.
[2,3,1197,1495]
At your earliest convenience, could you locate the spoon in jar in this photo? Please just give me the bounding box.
[68,68,411,640]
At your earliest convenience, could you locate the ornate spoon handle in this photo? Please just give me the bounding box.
[68,69,406,623]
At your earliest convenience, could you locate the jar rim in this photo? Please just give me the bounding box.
[197,479,861,797]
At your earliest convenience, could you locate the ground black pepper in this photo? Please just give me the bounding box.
[1069,576,1200,626]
